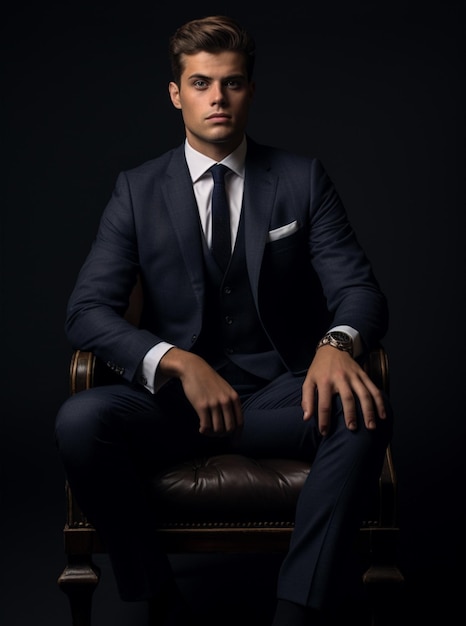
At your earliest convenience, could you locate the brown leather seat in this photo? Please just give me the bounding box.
[152,454,309,524]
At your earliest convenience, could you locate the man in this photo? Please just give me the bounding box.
[55,14,392,626]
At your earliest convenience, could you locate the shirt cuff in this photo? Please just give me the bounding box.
[329,325,362,358]
[137,342,175,394]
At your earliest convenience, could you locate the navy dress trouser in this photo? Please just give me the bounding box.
[55,368,392,609]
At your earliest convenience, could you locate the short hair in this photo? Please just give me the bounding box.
[169,15,256,85]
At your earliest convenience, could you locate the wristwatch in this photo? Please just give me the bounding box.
[316,331,353,356]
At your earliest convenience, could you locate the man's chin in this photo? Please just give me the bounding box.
[187,128,244,155]
[208,129,244,146]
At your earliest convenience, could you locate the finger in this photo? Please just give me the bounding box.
[198,410,214,435]
[351,379,379,429]
[356,374,387,423]
[222,404,239,433]
[338,388,358,431]
[217,392,243,433]
[358,371,387,419]
[210,406,226,434]
[316,388,333,436]
[209,397,243,435]
[225,394,244,429]
[353,387,377,430]
[369,383,387,420]
[301,381,317,421]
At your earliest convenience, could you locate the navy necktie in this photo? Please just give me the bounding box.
[210,164,231,272]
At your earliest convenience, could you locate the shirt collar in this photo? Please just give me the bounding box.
[184,136,247,183]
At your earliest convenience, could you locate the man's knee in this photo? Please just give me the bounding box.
[55,389,111,460]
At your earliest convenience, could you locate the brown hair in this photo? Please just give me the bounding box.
[169,15,256,85]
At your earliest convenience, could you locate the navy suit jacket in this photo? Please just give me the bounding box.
[65,137,388,383]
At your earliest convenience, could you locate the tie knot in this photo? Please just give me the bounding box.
[210,163,229,184]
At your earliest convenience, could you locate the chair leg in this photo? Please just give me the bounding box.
[363,565,405,626]
[58,556,100,626]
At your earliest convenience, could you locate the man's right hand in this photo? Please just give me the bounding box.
[159,348,243,436]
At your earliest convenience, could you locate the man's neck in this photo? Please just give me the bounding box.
[185,135,246,163]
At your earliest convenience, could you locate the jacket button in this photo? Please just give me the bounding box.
[191,334,197,343]
[224,286,232,295]
[225,316,233,325]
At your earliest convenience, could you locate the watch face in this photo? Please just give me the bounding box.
[330,331,351,344]
[316,331,353,355]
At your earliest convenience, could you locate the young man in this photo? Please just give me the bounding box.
[55,15,392,626]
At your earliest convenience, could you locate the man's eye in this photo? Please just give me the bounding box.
[225,80,240,88]
[193,80,207,88]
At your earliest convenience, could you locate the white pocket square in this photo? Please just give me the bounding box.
[267,220,299,242]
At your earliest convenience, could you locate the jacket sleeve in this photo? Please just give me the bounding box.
[307,158,388,351]
[65,172,162,384]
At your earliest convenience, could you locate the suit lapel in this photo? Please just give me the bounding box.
[243,149,277,298]
[162,147,205,304]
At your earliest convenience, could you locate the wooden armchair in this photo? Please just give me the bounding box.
[57,343,404,626]
[57,273,403,624]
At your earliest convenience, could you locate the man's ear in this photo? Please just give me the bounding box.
[168,82,182,109]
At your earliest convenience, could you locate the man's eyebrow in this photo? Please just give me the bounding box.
[187,73,210,81]
[187,73,246,81]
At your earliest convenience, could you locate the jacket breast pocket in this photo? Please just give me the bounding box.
[267,220,300,243]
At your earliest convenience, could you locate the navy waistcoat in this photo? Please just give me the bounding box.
[193,212,286,382]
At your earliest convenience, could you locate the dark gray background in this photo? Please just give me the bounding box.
[2,1,464,624]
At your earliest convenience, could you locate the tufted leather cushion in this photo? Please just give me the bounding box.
[150,454,310,525]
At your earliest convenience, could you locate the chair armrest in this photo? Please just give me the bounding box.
[69,349,121,394]
[362,345,389,394]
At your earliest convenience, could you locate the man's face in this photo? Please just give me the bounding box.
[168,50,255,160]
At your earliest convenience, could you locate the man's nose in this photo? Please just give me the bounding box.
[211,83,227,105]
